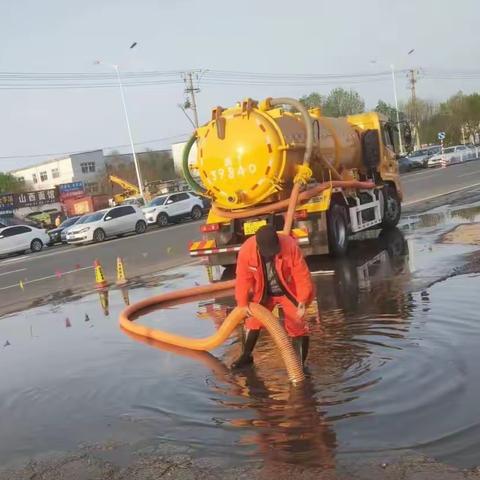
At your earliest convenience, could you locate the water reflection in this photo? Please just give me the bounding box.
[125,228,413,467]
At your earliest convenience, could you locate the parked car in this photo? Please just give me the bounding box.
[427,145,473,168]
[121,196,145,207]
[47,216,81,245]
[0,225,50,256]
[190,192,212,213]
[65,205,147,244]
[398,157,415,173]
[407,145,441,168]
[142,192,204,227]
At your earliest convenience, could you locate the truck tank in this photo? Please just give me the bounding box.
[193,98,386,210]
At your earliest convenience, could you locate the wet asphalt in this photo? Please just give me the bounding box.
[1,159,480,316]
[2,162,480,478]
[2,198,480,477]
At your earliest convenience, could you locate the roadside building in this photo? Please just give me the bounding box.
[9,150,106,194]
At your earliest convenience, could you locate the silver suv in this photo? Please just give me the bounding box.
[66,205,147,244]
[143,192,204,227]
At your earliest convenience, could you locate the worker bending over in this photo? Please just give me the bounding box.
[233,224,314,369]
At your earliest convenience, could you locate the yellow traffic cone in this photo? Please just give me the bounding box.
[116,257,127,286]
[94,259,108,289]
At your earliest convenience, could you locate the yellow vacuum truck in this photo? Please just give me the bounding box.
[183,97,411,266]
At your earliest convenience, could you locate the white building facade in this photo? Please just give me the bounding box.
[10,150,106,193]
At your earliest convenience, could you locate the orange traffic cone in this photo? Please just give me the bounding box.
[116,257,127,286]
[94,259,108,289]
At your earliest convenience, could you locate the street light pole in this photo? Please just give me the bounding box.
[111,64,145,202]
[390,64,404,154]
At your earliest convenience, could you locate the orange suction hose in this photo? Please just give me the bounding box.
[119,280,306,385]
[212,180,375,220]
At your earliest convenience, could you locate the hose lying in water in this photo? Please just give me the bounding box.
[119,280,306,385]
[211,180,375,220]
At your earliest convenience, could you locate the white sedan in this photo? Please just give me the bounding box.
[0,225,50,256]
[427,145,475,168]
[65,205,147,244]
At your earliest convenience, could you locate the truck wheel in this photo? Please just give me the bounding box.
[157,213,169,227]
[382,185,401,229]
[93,228,106,243]
[327,204,349,257]
[191,205,202,220]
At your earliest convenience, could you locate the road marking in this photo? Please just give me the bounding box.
[0,268,27,277]
[0,266,93,292]
[458,172,476,178]
[0,220,203,267]
[404,182,480,206]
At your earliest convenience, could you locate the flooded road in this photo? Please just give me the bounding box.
[2,201,480,476]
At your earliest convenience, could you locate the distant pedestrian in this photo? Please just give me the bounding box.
[54,214,62,228]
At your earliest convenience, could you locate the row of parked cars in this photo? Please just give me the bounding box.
[399,144,480,172]
[0,191,207,258]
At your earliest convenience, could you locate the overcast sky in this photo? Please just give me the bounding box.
[1,0,479,170]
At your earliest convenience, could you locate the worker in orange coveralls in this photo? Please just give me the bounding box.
[232,224,314,369]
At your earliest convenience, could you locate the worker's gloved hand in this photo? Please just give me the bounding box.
[296,302,306,320]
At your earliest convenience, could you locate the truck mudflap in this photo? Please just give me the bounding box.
[189,228,309,257]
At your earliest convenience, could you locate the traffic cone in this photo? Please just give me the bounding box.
[116,257,127,286]
[94,259,108,289]
[98,289,109,316]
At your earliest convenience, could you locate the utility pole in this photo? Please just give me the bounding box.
[184,72,200,128]
[408,69,420,149]
[390,65,404,154]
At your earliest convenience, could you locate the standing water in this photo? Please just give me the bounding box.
[1,226,480,471]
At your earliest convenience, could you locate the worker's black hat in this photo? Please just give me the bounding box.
[256,224,280,258]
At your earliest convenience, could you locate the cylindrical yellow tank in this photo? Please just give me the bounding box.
[195,99,367,210]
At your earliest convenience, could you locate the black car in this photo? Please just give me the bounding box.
[47,216,81,245]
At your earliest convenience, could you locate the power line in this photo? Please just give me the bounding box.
[0,133,190,161]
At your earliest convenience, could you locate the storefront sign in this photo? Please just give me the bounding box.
[13,189,58,208]
[58,181,85,199]
[0,193,15,216]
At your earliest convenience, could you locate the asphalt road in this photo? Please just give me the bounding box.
[1,159,480,315]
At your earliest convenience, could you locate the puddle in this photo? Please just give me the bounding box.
[1,225,480,471]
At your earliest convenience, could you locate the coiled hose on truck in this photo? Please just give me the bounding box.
[119,97,374,385]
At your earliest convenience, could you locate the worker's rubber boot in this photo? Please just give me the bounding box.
[292,335,310,367]
[231,329,260,369]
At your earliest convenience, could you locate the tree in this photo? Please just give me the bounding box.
[323,88,365,116]
[299,92,324,109]
[375,100,406,124]
[0,172,28,193]
[300,88,365,116]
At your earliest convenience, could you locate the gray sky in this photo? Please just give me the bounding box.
[1,0,479,170]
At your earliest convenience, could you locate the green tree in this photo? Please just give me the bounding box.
[375,100,406,124]
[299,92,324,109]
[323,88,365,116]
[0,172,27,193]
